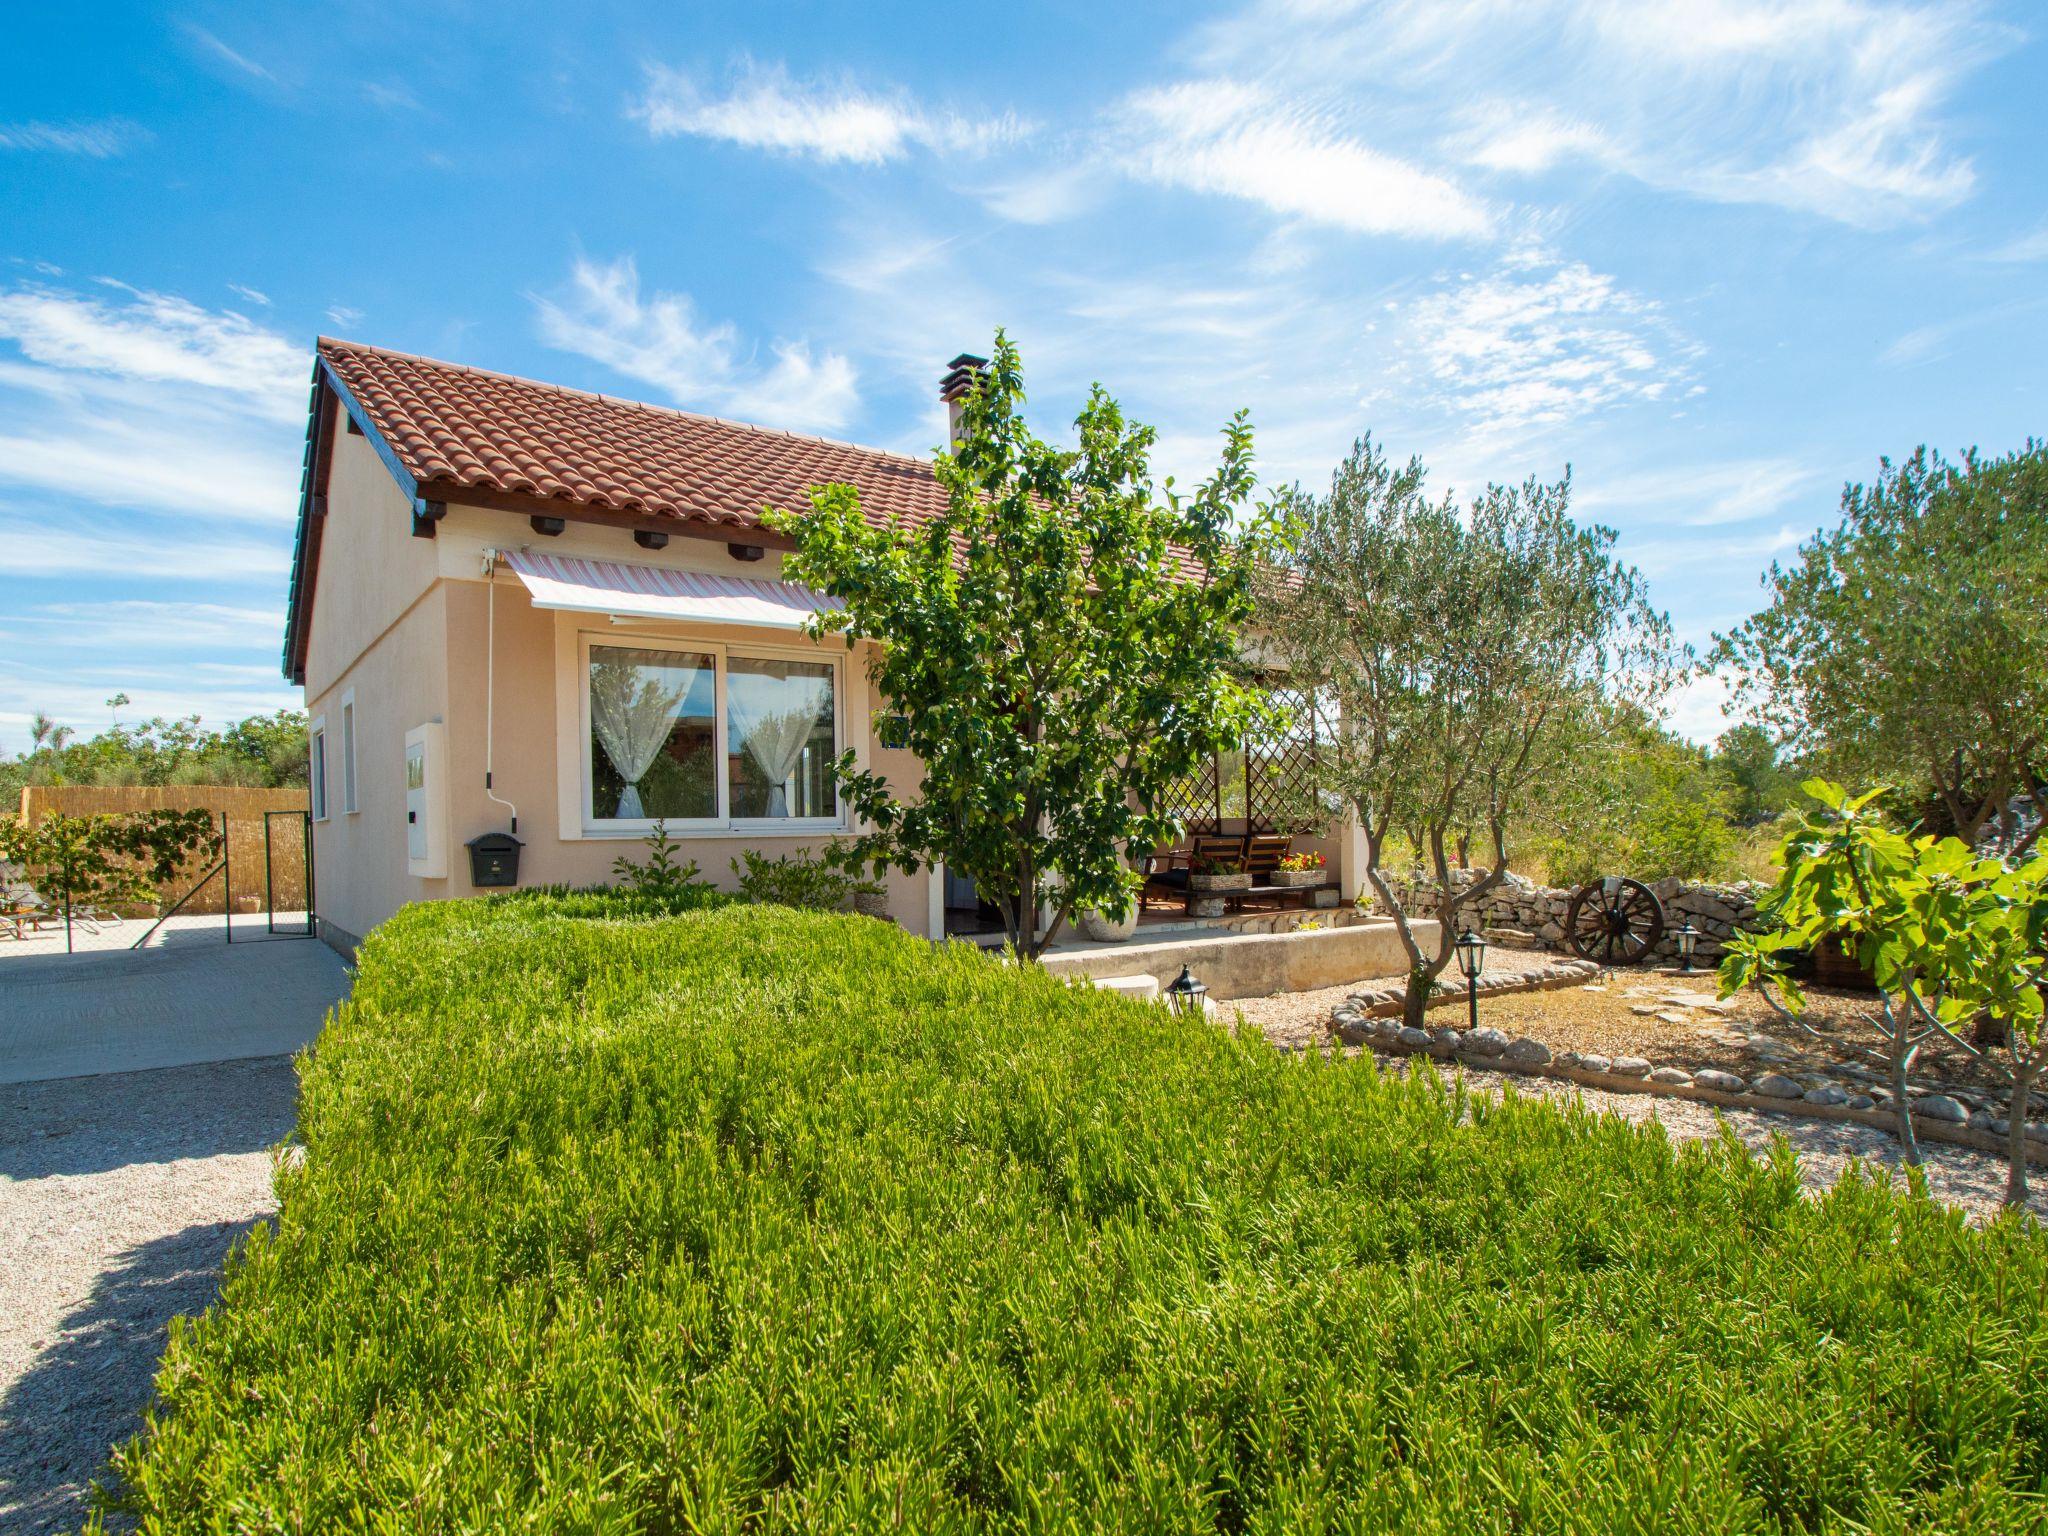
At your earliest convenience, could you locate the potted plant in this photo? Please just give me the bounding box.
[1189,855,1251,893]
[1272,850,1326,888]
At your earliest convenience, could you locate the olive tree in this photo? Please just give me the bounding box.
[773,332,1263,961]
[1262,436,1675,1029]
[1714,443,2048,853]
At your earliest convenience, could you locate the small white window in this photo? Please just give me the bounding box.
[341,691,359,814]
[310,722,329,821]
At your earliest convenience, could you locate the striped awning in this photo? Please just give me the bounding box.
[502,549,842,631]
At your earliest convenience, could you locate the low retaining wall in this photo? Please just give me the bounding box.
[1334,1013,2048,1165]
[1379,869,1761,965]
[1042,915,1439,1001]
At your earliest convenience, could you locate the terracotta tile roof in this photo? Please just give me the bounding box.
[316,336,947,533]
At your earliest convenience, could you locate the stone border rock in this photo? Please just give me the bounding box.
[1336,957,1600,1019]
[1329,1017,2048,1165]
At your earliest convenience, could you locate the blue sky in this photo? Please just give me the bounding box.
[2,0,2043,753]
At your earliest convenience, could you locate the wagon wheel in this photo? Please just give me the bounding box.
[1563,877,1665,967]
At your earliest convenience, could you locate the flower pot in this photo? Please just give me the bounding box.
[1079,906,1139,943]
[849,889,890,919]
[1271,868,1325,888]
[1189,871,1252,893]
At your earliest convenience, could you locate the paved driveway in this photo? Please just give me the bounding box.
[0,932,348,1085]
[0,931,349,1531]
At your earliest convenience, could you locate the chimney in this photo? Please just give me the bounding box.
[939,352,989,446]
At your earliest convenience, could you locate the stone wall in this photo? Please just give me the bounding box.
[1375,868,1761,965]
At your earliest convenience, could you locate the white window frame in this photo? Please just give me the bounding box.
[309,715,329,822]
[577,628,846,838]
[339,688,359,815]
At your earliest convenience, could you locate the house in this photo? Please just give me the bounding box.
[281,338,987,953]
[284,339,1362,956]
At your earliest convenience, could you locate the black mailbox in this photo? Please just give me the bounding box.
[465,830,523,888]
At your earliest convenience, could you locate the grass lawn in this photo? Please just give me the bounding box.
[98,894,2048,1532]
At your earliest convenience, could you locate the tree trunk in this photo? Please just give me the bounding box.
[1890,1031,1922,1168]
[2007,1052,2041,1208]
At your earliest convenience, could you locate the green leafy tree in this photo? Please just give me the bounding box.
[2,708,310,802]
[1263,437,1677,1028]
[1721,780,2046,1191]
[774,332,1263,961]
[0,809,220,942]
[1711,723,1797,825]
[1714,443,2048,853]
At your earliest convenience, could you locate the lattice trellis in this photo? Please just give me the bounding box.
[1246,684,1332,832]
[1157,751,1222,837]
[1152,683,1334,837]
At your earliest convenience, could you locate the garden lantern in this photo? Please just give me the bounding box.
[1676,922,1700,973]
[1454,927,1487,1032]
[1164,964,1208,1018]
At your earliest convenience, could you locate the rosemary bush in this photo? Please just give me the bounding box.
[99,897,2048,1532]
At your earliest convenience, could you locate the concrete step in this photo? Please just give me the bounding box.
[1090,972,1160,1002]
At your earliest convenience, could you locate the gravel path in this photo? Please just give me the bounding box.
[0,1056,298,1535]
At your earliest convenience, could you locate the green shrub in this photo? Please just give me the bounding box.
[607,822,705,902]
[731,843,886,912]
[99,898,2048,1532]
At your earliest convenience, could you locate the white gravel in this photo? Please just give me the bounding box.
[0,1056,298,1535]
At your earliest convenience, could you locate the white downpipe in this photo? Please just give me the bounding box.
[481,549,519,833]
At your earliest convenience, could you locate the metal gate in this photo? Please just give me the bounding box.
[262,809,315,937]
[127,810,317,948]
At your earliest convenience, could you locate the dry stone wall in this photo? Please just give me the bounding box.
[1376,868,1762,964]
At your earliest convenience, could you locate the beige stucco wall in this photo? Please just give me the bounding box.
[303,416,440,700]
[303,487,942,947]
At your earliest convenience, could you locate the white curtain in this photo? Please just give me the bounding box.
[589,654,693,818]
[728,669,832,816]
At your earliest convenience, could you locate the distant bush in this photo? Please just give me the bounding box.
[98,898,2048,1531]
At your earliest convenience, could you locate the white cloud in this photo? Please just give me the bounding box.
[325,304,364,329]
[0,600,280,650]
[1116,80,1493,241]
[1396,249,1691,443]
[1986,224,2048,263]
[1455,108,1611,175]
[533,254,860,432]
[1189,0,2012,228]
[1575,457,1818,527]
[227,283,271,307]
[361,81,422,113]
[182,24,276,83]
[633,60,1030,165]
[0,281,305,420]
[1664,668,1736,745]
[0,118,146,157]
[0,418,297,521]
[0,513,290,580]
[976,164,1108,225]
[0,278,306,540]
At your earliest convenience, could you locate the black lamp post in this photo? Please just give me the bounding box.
[1164,964,1209,1018]
[1454,927,1487,1032]
[1676,921,1700,973]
